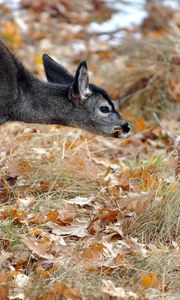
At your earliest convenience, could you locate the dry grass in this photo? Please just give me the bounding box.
[1,121,179,299]
[98,27,180,120]
[127,183,180,243]
[0,10,180,297]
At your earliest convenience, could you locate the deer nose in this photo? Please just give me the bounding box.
[121,121,131,133]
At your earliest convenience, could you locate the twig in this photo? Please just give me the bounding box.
[152,112,176,143]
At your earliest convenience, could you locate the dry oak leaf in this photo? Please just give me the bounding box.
[141,272,160,289]
[129,238,148,257]
[47,209,75,226]
[102,280,138,299]
[38,281,82,300]
[7,159,33,178]
[0,268,11,300]
[67,195,95,206]
[82,241,127,270]
[36,263,59,278]
[168,75,180,102]
[0,206,27,224]
[120,191,155,215]
[1,22,22,47]
[46,221,88,238]
[88,209,122,234]
[104,170,130,191]
[0,250,12,266]
[21,234,54,259]
[82,240,128,270]
[28,212,47,225]
[83,242,105,262]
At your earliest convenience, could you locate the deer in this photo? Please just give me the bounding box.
[0,40,130,138]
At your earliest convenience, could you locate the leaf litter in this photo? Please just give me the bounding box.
[0,0,180,299]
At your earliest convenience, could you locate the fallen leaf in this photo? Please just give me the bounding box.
[134,118,150,132]
[7,159,33,179]
[0,250,12,266]
[14,273,30,289]
[21,235,54,259]
[102,279,138,298]
[168,75,180,102]
[46,221,88,238]
[141,272,160,289]
[39,281,82,299]
[0,269,10,300]
[88,209,122,234]
[120,191,155,215]
[28,212,47,225]
[67,195,95,206]
[102,280,125,297]
[47,210,75,226]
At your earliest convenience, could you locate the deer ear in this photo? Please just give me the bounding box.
[42,54,73,84]
[70,60,92,105]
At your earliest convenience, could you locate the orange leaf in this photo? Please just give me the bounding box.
[0,269,10,300]
[83,242,105,261]
[47,210,75,226]
[134,118,149,132]
[39,282,82,299]
[1,22,22,47]
[0,207,27,224]
[88,209,122,234]
[36,266,51,278]
[141,272,160,289]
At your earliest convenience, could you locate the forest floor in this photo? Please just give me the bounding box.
[0,1,180,299]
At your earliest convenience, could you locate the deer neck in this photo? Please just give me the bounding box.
[12,65,74,125]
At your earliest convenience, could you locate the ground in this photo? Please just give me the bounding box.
[0,1,180,299]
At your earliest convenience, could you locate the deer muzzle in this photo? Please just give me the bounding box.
[113,121,130,138]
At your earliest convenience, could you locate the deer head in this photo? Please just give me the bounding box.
[42,54,130,138]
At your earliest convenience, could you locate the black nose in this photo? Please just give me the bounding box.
[121,121,130,133]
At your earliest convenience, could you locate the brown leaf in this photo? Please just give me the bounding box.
[88,209,122,234]
[39,281,82,300]
[102,280,138,298]
[0,206,27,224]
[47,210,75,226]
[28,213,47,225]
[7,159,33,179]
[0,250,12,266]
[46,221,87,238]
[36,264,58,278]
[21,235,54,259]
[83,242,105,261]
[0,269,10,300]
[120,191,155,215]
[168,75,180,102]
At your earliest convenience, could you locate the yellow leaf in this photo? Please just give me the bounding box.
[35,54,42,64]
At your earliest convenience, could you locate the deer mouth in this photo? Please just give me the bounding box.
[113,127,124,138]
[113,126,129,138]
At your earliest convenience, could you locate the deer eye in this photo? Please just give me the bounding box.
[99,106,110,113]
